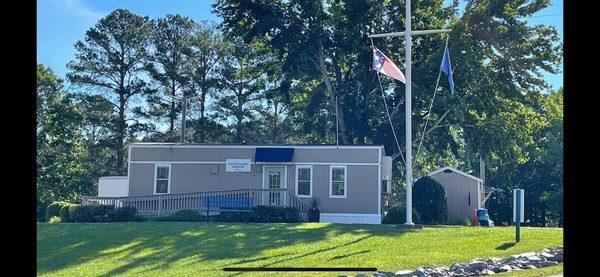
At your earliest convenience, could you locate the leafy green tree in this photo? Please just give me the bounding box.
[214,0,367,144]
[37,64,91,205]
[185,21,228,142]
[67,9,153,175]
[187,117,233,143]
[144,14,196,138]
[75,94,121,189]
[486,88,563,226]
[212,38,273,142]
[214,0,558,154]
[253,98,296,144]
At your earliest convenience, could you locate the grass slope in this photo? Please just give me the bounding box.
[37,223,562,276]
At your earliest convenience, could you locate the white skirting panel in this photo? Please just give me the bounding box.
[319,213,382,224]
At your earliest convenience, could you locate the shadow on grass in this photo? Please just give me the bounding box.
[37,222,407,276]
[331,249,371,260]
[496,242,517,250]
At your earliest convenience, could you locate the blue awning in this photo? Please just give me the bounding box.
[254,148,294,162]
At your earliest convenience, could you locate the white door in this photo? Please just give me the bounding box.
[264,166,286,205]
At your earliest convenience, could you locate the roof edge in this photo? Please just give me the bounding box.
[129,142,384,149]
[427,166,484,183]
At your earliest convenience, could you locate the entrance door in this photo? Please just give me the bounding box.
[264,166,286,206]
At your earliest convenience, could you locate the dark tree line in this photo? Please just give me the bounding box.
[37,1,562,226]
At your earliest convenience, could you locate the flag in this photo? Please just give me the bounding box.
[440,45,455,95]
[372,47,406,83]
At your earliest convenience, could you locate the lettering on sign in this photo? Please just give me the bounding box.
[226,159,252,172]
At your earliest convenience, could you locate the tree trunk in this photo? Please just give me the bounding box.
[198,82,207,142]
[235,116,243,143]
[169,82,177,133]
[272,102,279,143]
[316,45,350,144]
[200,77,207,120]
[116,93,126,176]
[235,90,244,143]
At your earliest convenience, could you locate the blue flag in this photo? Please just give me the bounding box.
[440,45,455,95]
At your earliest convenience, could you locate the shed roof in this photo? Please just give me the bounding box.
[427,166,483,183]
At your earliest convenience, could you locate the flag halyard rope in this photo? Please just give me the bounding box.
[414,35,450,165]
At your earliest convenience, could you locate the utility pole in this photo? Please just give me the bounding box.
[335,96,339,148]
[167,94,201,143]
[368,0,451,226]
[480,154,485,208]
[181,96,187,143]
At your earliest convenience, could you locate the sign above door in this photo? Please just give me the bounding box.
[225,159,252,172]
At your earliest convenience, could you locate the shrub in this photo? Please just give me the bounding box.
[218,211,251,222]
[211,206,300,223]
[248,206,300,223]
[70,205,114,222]
[59,203,77,222]
[37,203,48,222]
[108,206,138,222]
[48,216,61,224]
[45,201,74,221]
[153,206,300,223]
[413,176,448,224]
[168,209,205,222]
[382,204,421,224]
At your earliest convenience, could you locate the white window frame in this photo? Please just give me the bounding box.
[329,165,347,198]
[295,165,313,198]
[154,163,171,195]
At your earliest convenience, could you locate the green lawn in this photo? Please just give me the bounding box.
[37,222,562,276]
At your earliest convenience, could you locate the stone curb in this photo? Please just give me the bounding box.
[339,246,563,277]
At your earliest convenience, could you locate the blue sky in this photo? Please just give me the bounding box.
[37,0,563,90]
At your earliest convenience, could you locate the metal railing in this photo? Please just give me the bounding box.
[286,193,309,222]
[82,188,309,221]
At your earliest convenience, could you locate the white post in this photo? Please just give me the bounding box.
[404,0,414,225]
[480,155,485,185]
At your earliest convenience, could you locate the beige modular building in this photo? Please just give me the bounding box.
[88,143,394,224]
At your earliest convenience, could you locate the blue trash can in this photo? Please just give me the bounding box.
[477,208,494,226]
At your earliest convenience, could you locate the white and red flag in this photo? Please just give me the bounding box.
[372,47,406,83]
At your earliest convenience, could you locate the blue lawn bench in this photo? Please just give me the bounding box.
[201,196,254,222]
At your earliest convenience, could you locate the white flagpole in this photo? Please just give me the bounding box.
[368,1,451,227]
[404,0,414,225]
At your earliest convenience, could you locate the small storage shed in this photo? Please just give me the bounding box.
[427,167,482,222]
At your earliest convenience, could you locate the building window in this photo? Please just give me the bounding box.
[296,165,312,197]
[155,164,170,194]
[329,165,347,198]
